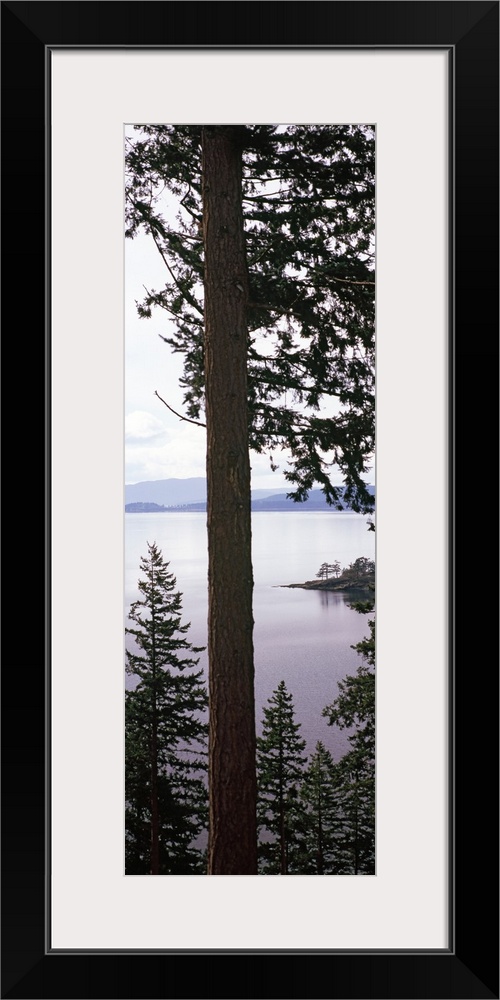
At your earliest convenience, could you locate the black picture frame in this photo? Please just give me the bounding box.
[1,2,498,998]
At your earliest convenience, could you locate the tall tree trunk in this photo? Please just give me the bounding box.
[202,126,257,875]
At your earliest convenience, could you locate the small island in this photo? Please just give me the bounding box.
[283,556,375,593]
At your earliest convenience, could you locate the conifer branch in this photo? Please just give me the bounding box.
[180,187,202,224]
[154,390,206,428]
[330,275,375,287]
[249,301,303,320]
[149,229,204,316]
[141,285,199,324]
[291,268,375,288]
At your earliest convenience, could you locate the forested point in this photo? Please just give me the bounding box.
[286,556,375,592]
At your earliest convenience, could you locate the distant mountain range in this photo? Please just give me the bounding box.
[125,478,374,513]
[125,477,208,507]
[125,477,291,507]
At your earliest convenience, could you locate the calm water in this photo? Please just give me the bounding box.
[125,511,375,761]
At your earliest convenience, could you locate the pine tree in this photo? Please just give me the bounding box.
[299,741,343,875]
[125,542,208,875]
[257,681,308,874]
[323,610,375,874]
[330,749,375,875]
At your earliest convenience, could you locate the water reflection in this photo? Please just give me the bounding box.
[316,589,374,610]
[317,590,345,608]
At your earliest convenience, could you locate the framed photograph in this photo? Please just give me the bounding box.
[2,2,498,998]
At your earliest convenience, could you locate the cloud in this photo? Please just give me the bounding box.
[125,422,207,484]
[125,411,167,444]
[124,423,370,491]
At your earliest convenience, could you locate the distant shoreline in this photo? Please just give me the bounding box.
[281,578,375,593]
[125,503,370,515]
[125,480,374,514]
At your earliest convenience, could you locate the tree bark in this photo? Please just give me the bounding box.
[202,126,257,874]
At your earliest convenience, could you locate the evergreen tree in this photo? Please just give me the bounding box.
[329,749,375,875]
[323,608,375,874]
[125,542,208,875]
[299,741,343,875]
[126,125,375,873]
[257,681,308,874]
[316,562,331,580]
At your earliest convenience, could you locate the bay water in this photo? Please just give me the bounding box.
[125,510,375,762]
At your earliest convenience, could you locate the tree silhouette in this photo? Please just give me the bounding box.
[257,681,308,874]
[299,741,343,874]
[323,608,375,874]
[125,542,208,874]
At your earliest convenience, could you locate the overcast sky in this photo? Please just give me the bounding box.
[125,230,315,489]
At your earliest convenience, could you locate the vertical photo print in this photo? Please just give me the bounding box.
[124,125,375,876]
